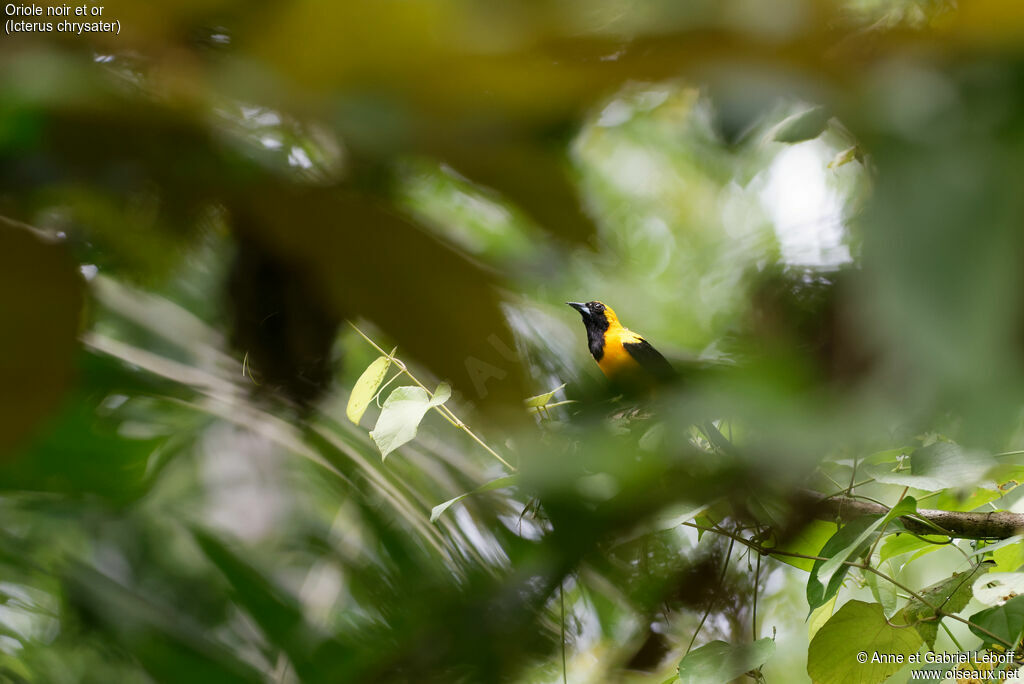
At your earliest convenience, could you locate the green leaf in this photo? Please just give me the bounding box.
[930,486,1004,512]
[968,594,1024,648]
[967,535,1024,560]
[894,566,984,649]
[808,596,837,641]
[813,498,917,603]
[973,572,1024,607]
[866,562,899,617]
[430,475,519,523]
[676,638,775,684]
[914,442,996,487]
[524,383,565,408]
[868,443,995,491]
[346,353,393,425]
[992,539,1024,573]
[771,520,837,572]
[370,382,451,460]
[807,516,880,613]
[807,601,922,684]
[880,534,947,564]
[772,106,829,143]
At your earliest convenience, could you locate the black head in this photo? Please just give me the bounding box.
[567,301,611,360]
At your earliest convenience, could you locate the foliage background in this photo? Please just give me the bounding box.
[3,0,1024,682]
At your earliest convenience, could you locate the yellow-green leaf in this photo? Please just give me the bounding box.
[346,353,393,425]
[524,383,566,408]
[807,601,922,684]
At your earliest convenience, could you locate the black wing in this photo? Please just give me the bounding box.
[623,338,676,381]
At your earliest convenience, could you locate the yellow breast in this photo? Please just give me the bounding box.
[596,327,645,379]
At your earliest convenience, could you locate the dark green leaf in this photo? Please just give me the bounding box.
[968,594,1024,648]
[806,515,880,614]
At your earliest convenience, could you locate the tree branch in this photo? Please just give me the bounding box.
[803,490,1024,540]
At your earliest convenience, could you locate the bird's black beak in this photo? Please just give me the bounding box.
[567,301,590,317]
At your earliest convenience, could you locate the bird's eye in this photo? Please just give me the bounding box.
[592,302,604,312]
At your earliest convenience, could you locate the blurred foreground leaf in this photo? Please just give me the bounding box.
[191,527,350,680]
[771,106,829,144]
[0,222,84,456]
[66,563,264,684]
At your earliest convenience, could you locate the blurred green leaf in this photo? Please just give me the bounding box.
[828,145,860,169]
[524,383,566,408]
[867,443,995,490]
[191,527,350,680]
[676,638,775,684]
[66,563,264,684]
[771,106,829,143]
[0,351,186,503]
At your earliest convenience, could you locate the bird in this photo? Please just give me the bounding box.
[567,300,736,454]
[566,300,675,392]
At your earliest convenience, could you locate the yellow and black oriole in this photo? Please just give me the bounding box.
[568,300,735,452]
[567,300,675,391]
